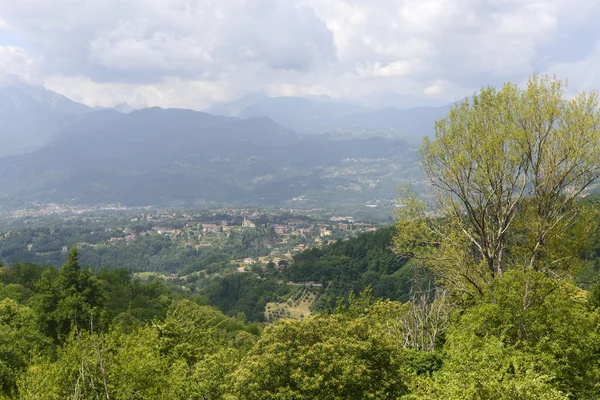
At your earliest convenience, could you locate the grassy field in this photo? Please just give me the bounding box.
[265,287,319,322]
[132,271,168,281]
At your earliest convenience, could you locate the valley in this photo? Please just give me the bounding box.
[0,79,432,212]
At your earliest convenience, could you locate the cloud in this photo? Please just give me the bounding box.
[1,0,600,108]
[543,41,600,94]
[214,1,337,71]
[0,0,335,82]
[0,45,34,80]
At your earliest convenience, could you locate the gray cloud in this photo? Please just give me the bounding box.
[214,1,337,71]
[1,0,600,108]
[0,0,335,83]
[0,45,34,80]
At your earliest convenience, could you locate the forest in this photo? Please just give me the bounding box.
[1,246,599,399]
[1,75,600,399]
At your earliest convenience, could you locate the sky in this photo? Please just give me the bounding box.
[1,0,600,110]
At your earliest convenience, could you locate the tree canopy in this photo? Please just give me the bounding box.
[395,75,600,297]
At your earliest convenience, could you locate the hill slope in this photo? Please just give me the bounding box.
[0,107,420,207]
[0,76,90,156]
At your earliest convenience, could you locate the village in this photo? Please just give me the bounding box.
[101,208,380,272]
[0,205,384,276]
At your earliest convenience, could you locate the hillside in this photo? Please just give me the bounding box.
[0,76,90,156]
[0,107,421,207]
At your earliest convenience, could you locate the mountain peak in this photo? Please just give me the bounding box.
[0,75,90,116]
[93,102,136,114]
[0,76,93,156]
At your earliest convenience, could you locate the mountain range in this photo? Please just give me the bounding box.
[208,93,452,136]
[0,76,89,156]
[0,78,445,208]
[0,75,136,157]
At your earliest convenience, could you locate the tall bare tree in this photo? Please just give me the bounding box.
[395,75,600,297]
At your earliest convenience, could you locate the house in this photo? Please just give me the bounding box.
[277,260,290,270]
[242,217,256,229]
[273,225,288,235]
[202,223,219,234]
[152,226,169,234]
[319,228,332,237]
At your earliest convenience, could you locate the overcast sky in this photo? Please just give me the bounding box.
[1,0,600,109]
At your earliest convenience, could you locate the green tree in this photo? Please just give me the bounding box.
[31,246,106,341]
[231,309,409,399]
[408,270,600,399]
[18,327,169,400]
[395,75,600,297]
[0,299,50,397]
[18,300,253,400]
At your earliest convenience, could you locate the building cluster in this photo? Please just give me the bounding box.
[107,209,379,272]
[11,207,380,270]
[7,203,144,218]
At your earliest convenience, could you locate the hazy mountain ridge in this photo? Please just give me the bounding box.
[0,77,91,156]
[0,106,420,207]
[0,82,440,208]
[0,77,136,157]
[210,94,452,136]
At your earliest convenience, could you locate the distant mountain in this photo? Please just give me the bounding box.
[0,107,420,207]
[336,105,453,137]
[93,102,135,114]
[0,75,90,156]
[0,75,90,115]
[238,96,368,134]
[0,83,440,208]
[208,93,270,116]
[359,92,447,109]
[209,94,452,137]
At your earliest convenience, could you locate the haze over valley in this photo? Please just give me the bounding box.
[0,76,442,211]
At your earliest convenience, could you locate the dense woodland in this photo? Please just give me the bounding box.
[1,246,600,399]
[2,75,600,399]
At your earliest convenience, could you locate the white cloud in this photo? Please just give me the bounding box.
[1,0,600,108]
[424,81,445,96]
[43,75,234,109]
[543,41,600,94]
[0,45,35,80]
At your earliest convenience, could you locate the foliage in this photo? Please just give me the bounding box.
[289,226,425,311]
[205,273,291,322]
[395,75,600,297]
[0,242,600,399]
[0,299,51,396]
[17,300,257,400]
[409,270,600,399]
[29,247,107,341]
[231,305,410,399]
